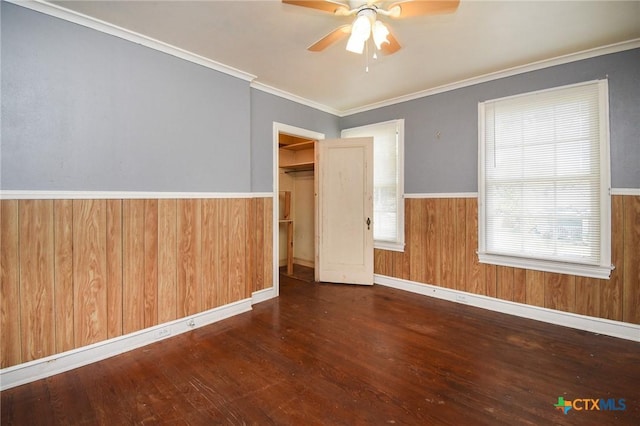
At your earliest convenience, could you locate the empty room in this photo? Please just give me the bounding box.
[1,0,639,424]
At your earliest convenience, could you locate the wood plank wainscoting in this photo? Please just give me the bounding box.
[0,197,273,369]
[375,194,640,326]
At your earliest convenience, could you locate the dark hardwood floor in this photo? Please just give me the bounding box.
[2,268,639,425]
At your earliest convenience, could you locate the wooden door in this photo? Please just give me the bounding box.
[316,138,374,285]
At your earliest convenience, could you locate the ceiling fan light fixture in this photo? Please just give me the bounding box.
[372,20,390,49]
[345,35,366,54]
[351,13,372,40]
[286,0,461,56]
[345,13,371,54]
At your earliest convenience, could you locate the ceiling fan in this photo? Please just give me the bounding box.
[283,0,460,55]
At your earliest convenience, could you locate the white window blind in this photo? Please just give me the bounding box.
[342,119,405,251]
[478,80,612,279]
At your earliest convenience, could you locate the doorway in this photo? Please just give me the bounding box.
[273,123,324,290]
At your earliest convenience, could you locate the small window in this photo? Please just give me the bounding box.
[478,80,612,279]
[342,119,405,251]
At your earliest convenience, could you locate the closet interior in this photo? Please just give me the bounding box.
[278,133,316,279]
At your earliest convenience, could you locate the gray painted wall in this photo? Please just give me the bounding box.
[2,2,252,192]
[2,2,637,196]
[250,89,339,192]
[340,48,640,193]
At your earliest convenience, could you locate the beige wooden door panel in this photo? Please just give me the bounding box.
[317,138,374,285]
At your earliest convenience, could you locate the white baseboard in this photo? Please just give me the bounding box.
[278,258,314,269]
[374,274,640,343]
[293,258,314,268]
[252,286,277,304]
[0,298,253,391]
[4,276,635,391]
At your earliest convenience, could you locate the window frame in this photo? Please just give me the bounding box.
[341,119,405,252]
[477,80,612,279]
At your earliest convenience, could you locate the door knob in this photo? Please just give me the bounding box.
[366,217,371,230]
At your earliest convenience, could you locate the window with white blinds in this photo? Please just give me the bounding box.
[478,80,612,279]
[342,119,405,251]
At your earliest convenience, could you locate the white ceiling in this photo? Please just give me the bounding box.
[50,0,640,114]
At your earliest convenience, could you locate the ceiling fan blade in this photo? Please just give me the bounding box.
[282,0,350,15]
[387,0,460,18]
[380,31,401,55]
[308,25,352,51]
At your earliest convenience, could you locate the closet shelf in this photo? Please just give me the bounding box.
[283,162,314,173]
[279,140,314,151]
[279,140,315,173]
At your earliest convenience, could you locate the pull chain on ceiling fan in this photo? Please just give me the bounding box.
[283,0,460,56]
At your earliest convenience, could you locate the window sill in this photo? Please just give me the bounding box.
[375,241,405,253]
[477,252,613,280]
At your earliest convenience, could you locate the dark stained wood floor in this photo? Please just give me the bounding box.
[2,268,639,425]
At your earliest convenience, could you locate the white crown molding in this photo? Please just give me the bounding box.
[7,1,639,118]
[341,39,640,116]
[251,81,341,117]
[7,0,256,82]
[0,190,274,200]
[375,274,640,343]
